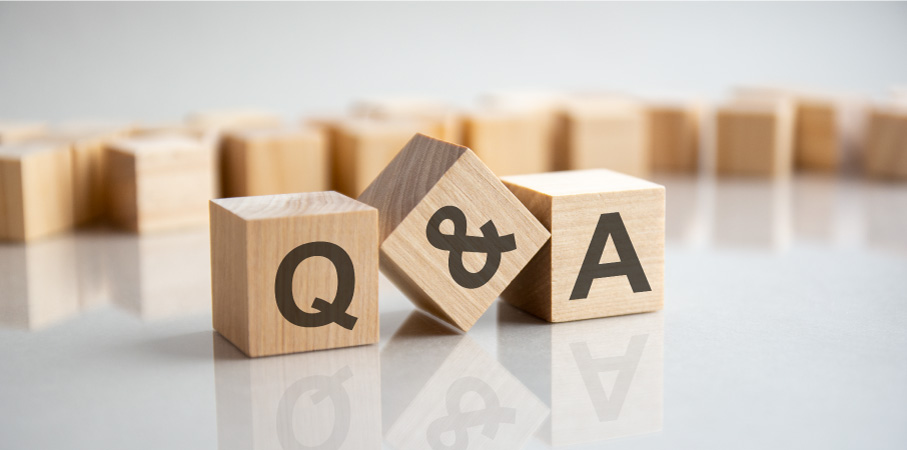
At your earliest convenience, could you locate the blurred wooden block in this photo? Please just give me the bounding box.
[106,135,215,233]
[210,191,379,357]
[501,169,664,322]
[462,109,552,176]
[864,104,907,179]
[715,101,794,177]
[186,108,283,132]
[351,97,462,143]
[559,97,649,177]
[0,140,74,241]
[358,134,549,331]
[647,103,700,172]
[221,127,329,197]
[0,121,46,144]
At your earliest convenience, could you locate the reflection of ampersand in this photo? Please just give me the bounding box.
[426,206,517,289]
[276,366,353,450]
[425,376,517,450]
[275,241,358,330]
[571,335,648,422]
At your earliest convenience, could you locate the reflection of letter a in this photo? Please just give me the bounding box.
[571,335,648,422]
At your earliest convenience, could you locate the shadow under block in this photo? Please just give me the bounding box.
[358,134,550,331]
[106,135,215,233]
[864,105,907,179]
[462,110,553,176]
[0,140,75,241]
[647,104,700,172]
[210,191,379,357]
[501,169,664,322]
[559,99,649,178]
[222,127,329,197]
[715,102,794,177]
[0,121,46,144]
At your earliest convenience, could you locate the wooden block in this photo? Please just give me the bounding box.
[559,97,650,177]
[0,140,75,241]
[186,108,283,132]
[479,91,567,171]
[214,335,381,449]
[462,109,552,176]
[500,169,664,322]
[106,135,215,233]
[715,101,794,177]
[210,191,379,357]
[0,121,46,144]
[358,134,549,331]
[864,104,907,179]
[351,97,462,143]
[382,311,549,449]
[497,303,663,446]
[221,127,329,197]
[647,102,700,172]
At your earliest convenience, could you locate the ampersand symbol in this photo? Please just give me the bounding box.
[275,241,358,330]
[425,206,517,289]
[425,376,517,450]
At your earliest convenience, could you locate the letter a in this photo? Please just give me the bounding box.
[570,212,651,300]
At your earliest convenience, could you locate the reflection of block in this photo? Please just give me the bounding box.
[559,98,649,177]
[462,109,552,176]
[210,191,379,357]
[864,105,907,179]
[0,140,74,241]
[358,134,549,331]
[213,334,381,450]
[106,135,215,233]
[711,178,791,251]
[221,127,329,197]
[0,235,79,329]
[0,121,46,144]
[497,303,663,447]
[647,103,700,172]
[501,169,664,322]
[382,311,548,450]
[715,101,794,177]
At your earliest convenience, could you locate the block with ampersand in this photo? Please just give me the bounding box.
[500,169,664,322]
[210,191,379,357]
[0,140,75,241]
[221,127,329,197]
[715,101,794,177]
[358,134,550,331]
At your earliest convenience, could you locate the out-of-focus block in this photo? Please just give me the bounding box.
[0,140,74,241]
[106,135,215,233]
[222,127,329,197]
[715,101,794,177]
[186,108,283,132]
[559,97,649,177]
[647,102,700,172]
[210,192,379,357]
[359,134,549,331]
[501,169,664,322]
[0,121,46,144]
[462,109,552,176]
[864,104,907,179]
[351,97,462,143]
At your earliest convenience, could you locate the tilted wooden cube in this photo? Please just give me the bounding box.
[646,102,700,172]
[106,135,215,233]
[462,109,553,176]
[501,169,664,322]
[715,101,794,177]
[864,104,907,179]
[358,134,549,331]
[221,127,329,197]
[558,97,650,178]
[0,140,74,241]
[210,191,379,357]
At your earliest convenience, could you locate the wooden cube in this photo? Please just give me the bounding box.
[715,101,794,177]
[0,121,46,144]
[351,97,462,143]
[106,135,215,233]
[864,104,907,179]
[500,169,664,322]
[559,97,649,177]
[358,134,549,331]
[221,127,329,197]
[210,191,378,357]
[497,303,663,446]
[0,140,75,241]
[462,109,553,176]
[186,108,283,132]
[647,102,700,172]
[382,311,548,448]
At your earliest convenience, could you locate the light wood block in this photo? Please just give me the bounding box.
[462,109,553,176]
[715,101,794,177]
[647,102,700,172]
[500,169,664,322]
[358,134,549,331]
[222,127,329,197]
[0,121,46,144]
[0,140,75,241]
[210,191,379,357]
[106,135,215,233]
[351,97,462,143]
[864,104,907,179]
[559,97,649,177]
[186,108,283,132]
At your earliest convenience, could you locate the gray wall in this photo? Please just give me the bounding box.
[1,2,906,122]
